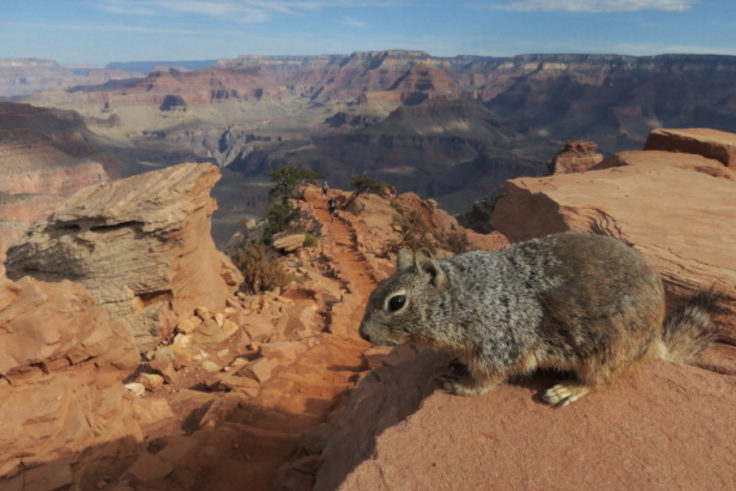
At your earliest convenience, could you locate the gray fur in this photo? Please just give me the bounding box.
[359,232,720,406]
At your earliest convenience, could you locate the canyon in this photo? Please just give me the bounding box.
[0,127,735,491]
[2,50,736,490]
[5,51,736,244]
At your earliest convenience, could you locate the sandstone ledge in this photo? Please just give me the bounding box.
[645,128,736,168]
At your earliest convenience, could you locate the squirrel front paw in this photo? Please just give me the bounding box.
[436,373,499,396]
[544,382,592,407]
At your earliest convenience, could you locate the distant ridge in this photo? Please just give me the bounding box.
[105,60,217,73]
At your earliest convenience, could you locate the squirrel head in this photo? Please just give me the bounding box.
[359,248,450,347]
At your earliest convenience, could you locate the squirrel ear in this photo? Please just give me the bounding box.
[397,249,414,271]
[414,248,446,287]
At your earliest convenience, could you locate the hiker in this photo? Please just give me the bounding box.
[389,185,397,199]
[328,197,338,222]
[322,181,329,200]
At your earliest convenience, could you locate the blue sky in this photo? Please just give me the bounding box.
[2,0,736,65]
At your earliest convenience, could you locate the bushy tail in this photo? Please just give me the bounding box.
[662,292,722,364]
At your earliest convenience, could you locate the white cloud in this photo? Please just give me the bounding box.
[95,0,410,23]
[490,0,699,13]
[339,16,369,27]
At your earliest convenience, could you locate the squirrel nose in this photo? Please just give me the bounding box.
[359,326,371,343]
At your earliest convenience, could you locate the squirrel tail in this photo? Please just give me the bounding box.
[661,291,722,364]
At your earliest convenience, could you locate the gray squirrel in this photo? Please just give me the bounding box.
[359,232,720,407]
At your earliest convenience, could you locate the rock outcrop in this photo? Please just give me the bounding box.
[0,275,141,482]
[547,140,604,174]
[644,127,736,168]
[6,163,242,351]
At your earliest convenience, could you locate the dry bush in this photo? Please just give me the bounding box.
[391,202,471,255]
[232,243,288,294]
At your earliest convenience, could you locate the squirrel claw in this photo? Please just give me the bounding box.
[544,382,591,407]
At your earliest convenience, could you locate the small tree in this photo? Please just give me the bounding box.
[268,165,321,201]
[263,200,295,244]
[344,174,388,208]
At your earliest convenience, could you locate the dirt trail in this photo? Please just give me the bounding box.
[203,193,378,491]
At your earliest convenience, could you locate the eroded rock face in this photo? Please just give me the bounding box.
[0,275,141,480]
[5,163,242,351]
[491,147,736,342]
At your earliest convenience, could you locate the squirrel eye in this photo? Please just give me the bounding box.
[388,294,406,312]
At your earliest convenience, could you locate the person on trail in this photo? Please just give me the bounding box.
[322,181,329,200]
[389,185,397,199]
[328,197,338,222]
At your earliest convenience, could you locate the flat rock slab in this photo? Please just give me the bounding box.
[316,350,736,491]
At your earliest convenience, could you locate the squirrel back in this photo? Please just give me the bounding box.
[359,232,720,406]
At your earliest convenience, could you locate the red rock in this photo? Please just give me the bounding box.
[645,128,736,168]
[260,341,302,363]
[132,398,176,434]
[548,140,604,174]
[245,357,281,383]
[198,395,242,428]
[156,436,199,465]
[5,163,243,352]
[0,462,74,491]
[127,453,174,482]
[315,352,736,491]
[594,149,736,180]
[491,152,736,342]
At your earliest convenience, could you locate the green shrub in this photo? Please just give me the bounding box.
[297,231,317,247]
[263,200,295,244]
[268,165,321,201]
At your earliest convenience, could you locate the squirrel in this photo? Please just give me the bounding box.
[359,232,721,407]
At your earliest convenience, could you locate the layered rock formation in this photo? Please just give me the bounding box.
[644,127,736,168]
[6,163,242,351]
[0,275,142,484]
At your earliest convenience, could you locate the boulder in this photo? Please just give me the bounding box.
[0,275,142,480]
[272,232,307,252]
[5,163,243,351]
[645,128,736,168]
[491,151,736,342]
